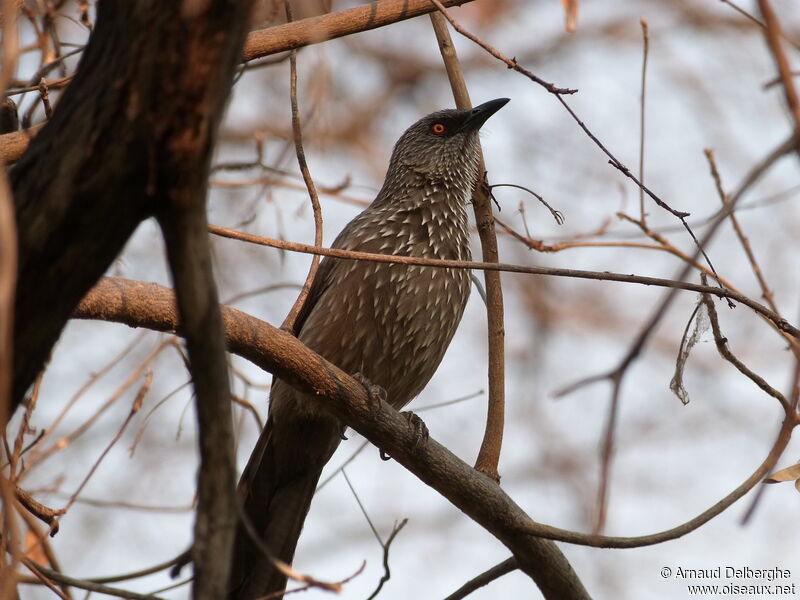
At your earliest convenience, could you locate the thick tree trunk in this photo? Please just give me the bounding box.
[10,0,252,411]
[9,3,253,596]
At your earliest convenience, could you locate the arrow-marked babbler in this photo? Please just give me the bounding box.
[229,98,510,599]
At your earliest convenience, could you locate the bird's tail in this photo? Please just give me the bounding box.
[228,408,343,599]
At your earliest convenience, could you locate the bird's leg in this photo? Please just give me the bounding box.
[352,372,400,461]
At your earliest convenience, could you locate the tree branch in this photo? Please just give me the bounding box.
[74,278,798,555]
[206,225,800,339]
[442,557,518,600]
[9,1,254,416]
[0,1,479,166]
[429,11,506,482]
[243,0,475,62]
[75,277,590,600]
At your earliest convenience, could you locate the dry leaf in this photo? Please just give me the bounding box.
[24,530,48,565]
[764,462,800,484]
[669,301,709,405]
[560,0,579,32]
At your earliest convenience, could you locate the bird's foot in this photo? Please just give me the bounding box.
[401,411,429,450]
[380,412,429,461]
[352,373,392,461]
[352,372,387,408]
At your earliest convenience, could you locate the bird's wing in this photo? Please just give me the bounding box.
[291,210,375,336]
[291,252,337,336]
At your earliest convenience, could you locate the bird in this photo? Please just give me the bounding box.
[228,98,509,599]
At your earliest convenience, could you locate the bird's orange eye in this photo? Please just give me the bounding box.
[431,123,446,135]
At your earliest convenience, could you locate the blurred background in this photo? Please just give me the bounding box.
[5,0,800,598]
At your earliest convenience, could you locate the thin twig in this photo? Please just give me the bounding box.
[223,282,302,306]
[428,0,575,95]
[54,371,151,525]
[9,373,41,479]
[429,7,506,482]
[638,17,649,223]
[720,0,765,27]
[701,290,789,412]
[280,1,324,334]
[442,557,518,600]
[489,183,564,225]
[88,555,187,585]
[366,518,408,600]
[720,0,800,52]
[231,393,264,431]
[21,558,70,600]
[34,493,190,514]
[207,225,800,339]
[704,149,781,317]
[758,1,800,149]
[430,0,726,290]
[342,469,382,543]
[316,439,370,491]
[130,377,192,456]
[741,357,800,523]
[23,558,167,600]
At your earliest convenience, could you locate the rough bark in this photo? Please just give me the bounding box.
[10,2,254,597]
[10,1,251,411]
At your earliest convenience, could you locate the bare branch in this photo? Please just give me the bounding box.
[73,278,798,578]
[243,0,478,62]
[429,10,506,481]
[22,559,167,600]
[207,225,800,338]
[442,558,518,600]
[280,1,323,334]
[74,277,590,600]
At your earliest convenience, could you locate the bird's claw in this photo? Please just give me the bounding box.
[379,412,430,461]
[352,372,387,409]
[353,373,392,459]
[401,411,429,450]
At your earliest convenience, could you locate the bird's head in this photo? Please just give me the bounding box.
[386,98,509,184]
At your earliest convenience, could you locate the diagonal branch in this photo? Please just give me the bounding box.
[701,290,789,412]
[442,558,518,600]
[75,276,590,600]
[244,0,476,62]
[429,0,725,289]
[758,0,800,142]
[74,278,798,561]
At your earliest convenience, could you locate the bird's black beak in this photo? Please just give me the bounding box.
[461,98,510,132]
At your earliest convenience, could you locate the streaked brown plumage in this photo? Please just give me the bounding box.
[229,98,509,599]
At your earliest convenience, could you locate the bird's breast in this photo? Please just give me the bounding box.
[298,199,471,408]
